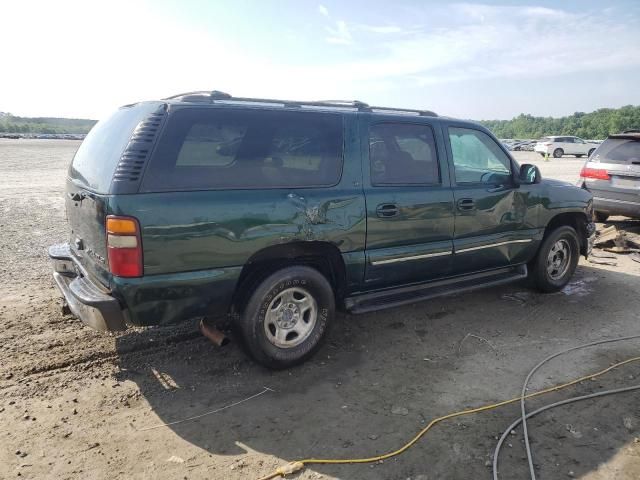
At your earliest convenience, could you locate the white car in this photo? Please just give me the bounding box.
[534,136,600,158]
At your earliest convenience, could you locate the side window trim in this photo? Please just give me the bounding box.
[445,124,515,186]
[368,120,441,187]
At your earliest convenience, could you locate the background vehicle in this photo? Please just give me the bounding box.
[512,140,536,151]
[49,91,595,368]
[579,130,640,221]
[534,136,599,158]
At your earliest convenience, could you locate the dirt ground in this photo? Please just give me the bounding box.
[1,139,640,480]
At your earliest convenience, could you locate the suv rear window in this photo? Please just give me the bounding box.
[70,102,162,193]
[141,108,343,191]
[593,138,640,164]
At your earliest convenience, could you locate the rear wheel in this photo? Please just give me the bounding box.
[553,148,564,158]
[588,148,596,157]
[236,266,334,369]
[595,211,609,223]
[530,226,580,293]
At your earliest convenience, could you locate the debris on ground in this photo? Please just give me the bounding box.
[166,455,185,464]
[592,224,640,263]
[391,406,409,416]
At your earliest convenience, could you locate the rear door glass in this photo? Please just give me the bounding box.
[141,108,343,191]
[369,123,439,185]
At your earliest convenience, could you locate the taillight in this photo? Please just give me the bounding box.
[580,167,610,180]
[106,216,143,277]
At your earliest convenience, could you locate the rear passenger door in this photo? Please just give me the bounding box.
[362,116,455,288]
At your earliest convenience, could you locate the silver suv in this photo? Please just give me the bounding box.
[579,131,640,221]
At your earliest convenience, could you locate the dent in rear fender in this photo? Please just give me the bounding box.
[111,267,241,326]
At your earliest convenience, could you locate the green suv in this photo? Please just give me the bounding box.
[49,91,596,368]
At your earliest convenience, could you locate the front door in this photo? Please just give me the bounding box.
[362,117,455,288]
[444,124,536,274]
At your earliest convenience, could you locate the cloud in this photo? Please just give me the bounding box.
[325,19,352,45]
[357,24,405,34]
[317,4,329,17]
[2,1,639,118]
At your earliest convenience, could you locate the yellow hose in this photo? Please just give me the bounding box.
[257,355,640,480]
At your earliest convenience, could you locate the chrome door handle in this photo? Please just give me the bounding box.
[456,198,475,211]
[376,203,399,218]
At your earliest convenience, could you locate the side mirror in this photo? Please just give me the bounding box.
[519,164,541,184]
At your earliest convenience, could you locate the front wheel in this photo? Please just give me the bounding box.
[237,266,335,369]
[530,226,580,293]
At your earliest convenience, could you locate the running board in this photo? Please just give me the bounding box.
[345,265,528,314]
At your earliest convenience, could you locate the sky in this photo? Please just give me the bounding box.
[1,0,639,120]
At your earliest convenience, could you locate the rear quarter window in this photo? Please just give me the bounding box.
[70,103,162,193]
[141,108,344,191]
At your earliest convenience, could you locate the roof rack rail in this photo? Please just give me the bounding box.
[369,105,438,117]
[162,91,437,116]
[163,90,231,101]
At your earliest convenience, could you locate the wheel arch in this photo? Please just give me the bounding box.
[543,211,590,257]
[231,241,347,314]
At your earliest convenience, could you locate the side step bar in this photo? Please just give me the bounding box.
[345,265,528,314]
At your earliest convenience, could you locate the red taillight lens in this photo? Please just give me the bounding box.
[106,216,143,277]
[580,167,610,180]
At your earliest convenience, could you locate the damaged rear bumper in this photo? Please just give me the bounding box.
[48,243,127,331]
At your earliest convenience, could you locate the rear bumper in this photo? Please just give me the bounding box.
[48,243,127,331]
[593,196,640,218]
[534,146,551,155]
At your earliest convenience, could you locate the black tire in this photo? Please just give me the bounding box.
[236,266,334,369]
[594,211,609,223]
[539,153,546,157]
[553,148,564,158]
[588,148,596,157]
[530,226,580,293]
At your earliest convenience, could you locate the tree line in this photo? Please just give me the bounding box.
[479,105,640,140]
[0,114,96,134]
[2,105,639,138]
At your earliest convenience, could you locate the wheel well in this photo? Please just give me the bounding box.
[544,212,589,256]
[231,242,347,313]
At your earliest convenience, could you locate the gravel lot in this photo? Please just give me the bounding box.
[1,139,640,480]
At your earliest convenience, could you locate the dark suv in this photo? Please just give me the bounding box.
[49,91,595,368]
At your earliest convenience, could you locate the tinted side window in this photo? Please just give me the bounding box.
[141,109,343,191]
[369,123,439,185]
[448,127,511,184]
